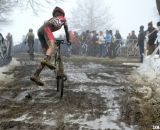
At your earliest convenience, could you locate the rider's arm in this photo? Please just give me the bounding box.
[64,22,70,43]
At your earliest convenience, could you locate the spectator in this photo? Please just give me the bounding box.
[70,31,79,55]
[127,33,131,40]
[0,33,7,58]
[156,0,160,15]
[0,33,4,43]
[138,25,145,62]
[146,21,158,55]
[92,31,99,56]
[98,31,105,57]
[155,21,160,45]
[105,30,112,43]
[104,30,112,56]
[107,30,116,57]
[85,30,91,55]
[6,33,13,58]
[79,32,88,56]
[115,30,122,40]
[25,28,35,60]
[69,31,75,55]
[154,21,160,57]
[130,30,138,44]
[114,30,122,55]
[6,33,13,43]
[89,31,94,56]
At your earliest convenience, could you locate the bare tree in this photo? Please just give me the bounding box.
[16,0,63,14]
[0,0,63,24]
[69,0,113,32]
[0,0,15,24]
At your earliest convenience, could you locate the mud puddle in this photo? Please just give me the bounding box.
[0,55,137,130]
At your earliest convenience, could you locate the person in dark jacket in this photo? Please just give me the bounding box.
[0,33,4,43]
[156,0,160,15]
[147,21,158,55]
[138,25,145,62]
[115,30,122,40]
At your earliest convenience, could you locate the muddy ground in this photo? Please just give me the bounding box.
[0,54,155,130]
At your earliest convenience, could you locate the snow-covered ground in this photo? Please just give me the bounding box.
[126,55,160,126]
[0,58,20,84]
[129,55,160,87]
[128,54,160,101]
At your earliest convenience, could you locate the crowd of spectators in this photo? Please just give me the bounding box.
[3,20,160,63]
[59,20,160,63]
[60,29,123,57]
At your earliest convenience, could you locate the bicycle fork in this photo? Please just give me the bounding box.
[56,45,64,78]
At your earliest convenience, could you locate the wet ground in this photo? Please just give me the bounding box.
[0,57,12,67]
[0,54,139,130]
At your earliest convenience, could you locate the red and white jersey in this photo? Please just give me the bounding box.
[46,16,67,32]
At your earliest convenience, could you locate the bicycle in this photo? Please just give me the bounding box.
[54,39,67,98]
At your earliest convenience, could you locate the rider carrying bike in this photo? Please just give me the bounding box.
[30,6,70,86]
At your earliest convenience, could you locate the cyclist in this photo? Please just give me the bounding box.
[30,6,70,86]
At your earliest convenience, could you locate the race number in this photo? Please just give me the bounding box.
[49,18,62,27]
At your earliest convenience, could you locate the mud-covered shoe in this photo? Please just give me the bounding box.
[30,75,44,86]
[41,60,56,70]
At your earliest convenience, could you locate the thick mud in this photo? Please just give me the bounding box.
[0,54,140,130]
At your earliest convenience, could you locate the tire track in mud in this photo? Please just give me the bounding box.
[0,55,136,130]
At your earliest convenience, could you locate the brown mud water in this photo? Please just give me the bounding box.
[0,54,156,130]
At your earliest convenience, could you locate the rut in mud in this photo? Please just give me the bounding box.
[0,54,137,130]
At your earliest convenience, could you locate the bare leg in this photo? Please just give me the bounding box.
[41,41,56,69]
[46,40,55,56]
[30,41,55,85]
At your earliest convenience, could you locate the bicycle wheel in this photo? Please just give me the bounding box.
[55,53,57,66]
[56,77,64,98]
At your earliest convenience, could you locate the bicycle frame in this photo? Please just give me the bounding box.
[55,41,64,78]
[54,39,66,98]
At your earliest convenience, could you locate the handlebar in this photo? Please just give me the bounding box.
[55,39,64,45]
[55,39,71,46]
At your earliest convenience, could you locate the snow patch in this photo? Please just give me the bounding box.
[43,119,56,126]
[65,113,134,130]
[82,62,106,69]
[67,72,91,83]
[137,55,160,80]
[129,55,160,85]
[0,58,20,83]
[12,114,31,121]
[98,73,115,78]
[123,63,141,66]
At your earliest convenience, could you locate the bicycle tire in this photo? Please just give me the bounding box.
[57,77,64,98]
[55,53,57,66]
